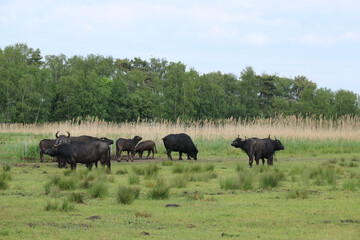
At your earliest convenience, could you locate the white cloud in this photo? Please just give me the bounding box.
[242,33,271,47]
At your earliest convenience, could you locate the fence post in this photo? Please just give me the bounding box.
[25,139,27,156]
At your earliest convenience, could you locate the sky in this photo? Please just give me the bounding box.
[1,0,360,94]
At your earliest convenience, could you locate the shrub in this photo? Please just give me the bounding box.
[172,164,186,174]
[185,191,203,201]
[220,177,242,190]
[259,169,285,189]
[188,172,217,182]
[88,181,108,198]
[128,174,140,185]
[2,164,11,172]
[44,200,59,211]
[343,180,357,191]
[171,175,188,188]
[161,161,173,166]
[204,164,214,172]
[116,168,128,175]
[116,185,141,204]
[238,170,253,190]
[132,166,145,175]
[58,177,76,191]
[0,178,8,190]
[286,189,309,199]
[188,164,202,173]
[68,192,85,203]
[144,164,160,179]
[60,199,75,212]
[148,179,170,200]
[135,211,152,218]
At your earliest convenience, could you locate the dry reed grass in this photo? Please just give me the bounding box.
[1,115,360,142]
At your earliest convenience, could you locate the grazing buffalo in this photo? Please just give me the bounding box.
[44,139,112,171]
[116,136,142,162]
[231,137,258,167]
[39,139,55,162]
[53,132,113,169]
[132,140,157,160]
[253,136,284,166]
[162,133,198,160]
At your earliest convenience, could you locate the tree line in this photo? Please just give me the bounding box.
[0,43,359,124]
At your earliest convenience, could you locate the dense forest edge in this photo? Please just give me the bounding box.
[0,43,359,124]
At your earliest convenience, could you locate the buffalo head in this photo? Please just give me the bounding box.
[54,131,71,147]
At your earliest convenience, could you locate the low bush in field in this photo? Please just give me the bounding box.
[220,177,242,190]
[259,169,285,189]
[128,174,140,185]
[116,168,128,175]
[148,179,170,200]
[144,164,160,179]
[88,181,108,198]
[116,185,141,204]
[342,180,358,191]
[68,192,85,204]
[132,166,145,175]
[0,169,12,190]
[161,160,173,166]
[171,175,188,188]
[184,191,203,201]
[286,189,309,199]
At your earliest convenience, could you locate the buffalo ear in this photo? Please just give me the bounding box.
[66,131,70,138]
[55,131,59,138]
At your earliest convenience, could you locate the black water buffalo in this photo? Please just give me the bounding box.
[253,137,284,166]
[162,133,198,160]
[39,139,55,162]
[132,140,157,160]
[44,139,112,171]
[116,136,142,162]
[231,137,258,167]
[53,132,113,169]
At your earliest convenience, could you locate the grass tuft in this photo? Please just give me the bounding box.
[148,179,170,200]
[116,185,141,204]
[88,181,108,198]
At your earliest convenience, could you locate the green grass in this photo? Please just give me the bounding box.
[1,146,360,239]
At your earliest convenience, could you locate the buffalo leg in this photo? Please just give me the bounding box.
[268,155,273,165]
[249,157,253,168]
[167,150,173,160]
[117,150,122,162]
[146,150,151,159]
[71,163,76,170]
[40,151,44,162]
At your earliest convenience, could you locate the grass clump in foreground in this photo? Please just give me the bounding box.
[148,179,170,200]
[259,168,285,189]
[88,181,108,199]
[116,185,141,204]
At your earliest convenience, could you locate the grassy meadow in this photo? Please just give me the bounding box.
[1,116,360,239]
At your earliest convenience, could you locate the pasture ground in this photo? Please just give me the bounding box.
[1,154,359,240]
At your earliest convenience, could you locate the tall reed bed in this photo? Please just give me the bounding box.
[1,115,360,142]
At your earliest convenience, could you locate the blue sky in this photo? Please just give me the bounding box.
[1,0,360,94]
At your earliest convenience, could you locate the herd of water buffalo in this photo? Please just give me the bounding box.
[39,132,284,171]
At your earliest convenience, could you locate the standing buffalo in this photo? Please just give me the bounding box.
[231,135,284,167]
[39,139,55,162]
[116,136,142,162]
[132,140,157,160]
[253,137,284,166]
[45,138,112,171]
[231,137,258,167]
[162,133,198,160]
